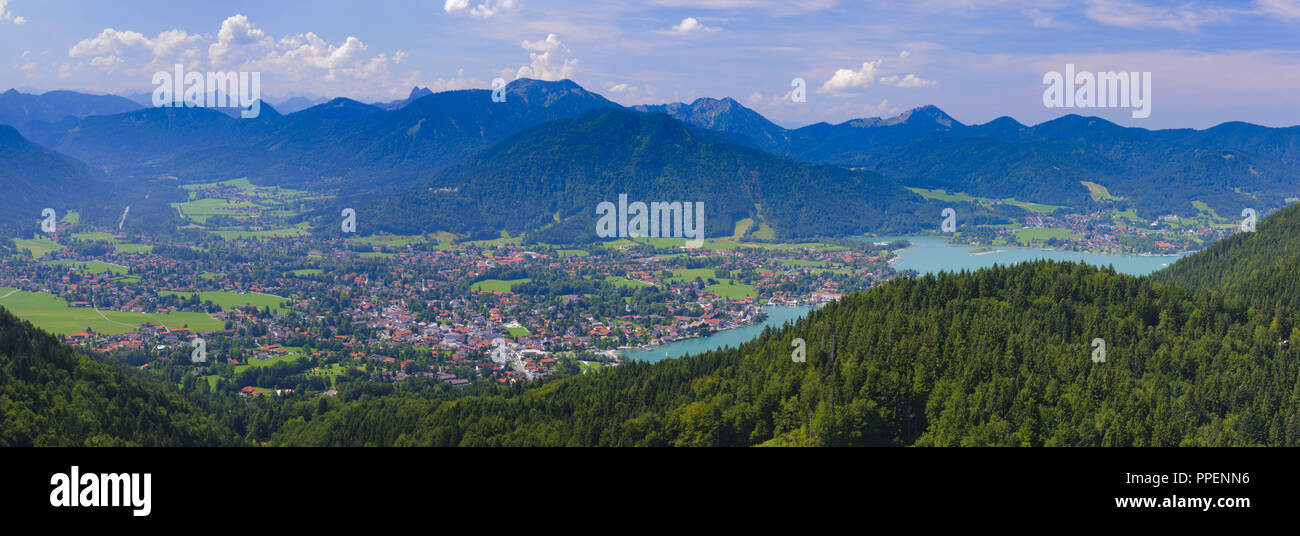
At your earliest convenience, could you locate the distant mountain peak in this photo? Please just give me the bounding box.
[840,105,961,130]
[408,86,433,101]
[883,104,960,128]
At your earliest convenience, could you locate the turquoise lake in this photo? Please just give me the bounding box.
[623,236,1188,363]
[867,235,1187,277]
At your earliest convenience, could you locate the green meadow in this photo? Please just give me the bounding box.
[42,260,129,276]
[0,286,222,336]
[14,238,64,258]
[471,278,531,292]
[159,290,290,314]
[71,232,118,242]
[115,243,154,254]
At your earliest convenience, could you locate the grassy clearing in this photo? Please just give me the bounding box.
[471,278,531,293]
[71,231,118,242]
[907,187,981,203]
[115,243,153,254]
[174,198,260,224]
[14,238,64,258]
[0,286,222,335]
[1004,198,1065,213]
[159,290,289,314]
[667,268,716,283]
[1015,228,1084,242]
[603,276,653,289]
[43,260,129,275]
[1191,200,1222,220]
[706,281,756,298]
[732,218,755,240]
[352,234,428,247]
[506,326,530,337]
[1081,181,1122,201]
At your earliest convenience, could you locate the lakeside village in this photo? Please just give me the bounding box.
[0,228,898,398]
[952,207,1239,254]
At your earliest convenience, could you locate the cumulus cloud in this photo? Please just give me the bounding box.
[63,14,410,100]
[1,0,24,24]
[444,0,517,19]
[669,17,721,33]
[69,27,205,74]
[514,33,577,81]
[820,54,939,95]
[881,73,938,88]
[818,60,881,94]
[607,82,638,93]
[1083,0,1226,31]
[208,14,272,67]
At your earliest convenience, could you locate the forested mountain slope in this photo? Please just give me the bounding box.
[0,307,236,446]
[358,108,933,240]
[0,125,109,236]
[1153,201,1300,320]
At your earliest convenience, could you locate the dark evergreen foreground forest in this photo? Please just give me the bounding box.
[7,202,1300,447]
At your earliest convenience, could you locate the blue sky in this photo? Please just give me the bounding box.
[2,0,1299,129]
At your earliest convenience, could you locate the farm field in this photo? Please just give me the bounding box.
[42,260,129,275]
[115,243,154,254]
[158,290,290,314]
[1015,228,1085,243]
[0,286,222,335]
[706,281,757,298]
[14,238,64,258]
[71,232,118,242]
[471,278,531,293]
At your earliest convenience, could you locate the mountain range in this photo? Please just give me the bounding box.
[0,124,108,236]
[4,79,1300,239]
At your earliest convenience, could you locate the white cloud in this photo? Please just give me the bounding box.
[69,27,205,74]
[61,14,411,100]
[425,68,487,92]
[1257,0,1300,19]
[1,0,24,24]
[89,55,124,73]
[208,14,272,67]
[819,59,881,94]
[669,17,721,33]
[445,0,518,19]
[882,73,938,88]
[1083,0,1226,31]
[607,82,638,93]
[514,33,578,81]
